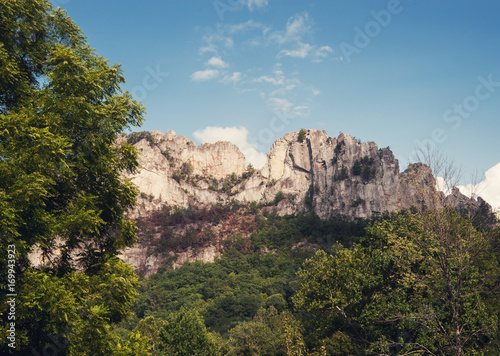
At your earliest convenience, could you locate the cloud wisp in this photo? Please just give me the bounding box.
[193,10,334,139]
[191,69,220,82]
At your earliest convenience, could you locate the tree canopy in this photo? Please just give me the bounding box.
[294,209,500,354]
[0,1,144,354]
[0,0,144,271]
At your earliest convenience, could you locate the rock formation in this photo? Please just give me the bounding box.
[114,129,494,276]
[31,129,493,276]
[122,129,444,219]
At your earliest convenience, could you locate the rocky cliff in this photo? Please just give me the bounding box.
[121,129,442,220]
[30,129,492,276]
[115,129,489,275]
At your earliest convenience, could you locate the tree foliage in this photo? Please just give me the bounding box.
[0,0,144,271]
[227,306,306,356]
[157,307,220,356]
[0,1,144,353]
[294,209,500,354]
[297,129,307,143]
[368,208,500,354]
[3,259,144,355]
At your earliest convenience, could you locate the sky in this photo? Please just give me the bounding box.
[56,0,500,210]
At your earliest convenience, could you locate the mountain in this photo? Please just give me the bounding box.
[112,129,493,276]
[121,129,441,219]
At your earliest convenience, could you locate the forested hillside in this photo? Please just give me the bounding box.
[115,206,500,355]
[1,1,499,355]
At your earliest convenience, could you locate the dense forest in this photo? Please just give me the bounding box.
[1,1,499,355]
[115,205,500,355]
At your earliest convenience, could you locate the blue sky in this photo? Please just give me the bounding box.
[56,0,500,209]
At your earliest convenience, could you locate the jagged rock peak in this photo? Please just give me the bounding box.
[121,129,480,220]
[119,130,246,179]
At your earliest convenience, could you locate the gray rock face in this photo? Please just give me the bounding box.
[118,130,247,218]
[123,129,445,219]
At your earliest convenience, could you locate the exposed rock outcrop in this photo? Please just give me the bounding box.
[123,129,445,219]
[118,130,246,218]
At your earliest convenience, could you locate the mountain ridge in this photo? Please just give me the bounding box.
[122,129,454,219]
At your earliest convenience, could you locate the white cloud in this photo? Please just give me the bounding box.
[316,45,333,58]
[268,13,312,46]
[206,56,229,68]
[457,162,500,211]
[221,72,242,83]
[226,20,268,34]
[190,69,220,82]
[266,14,332,61]
[199,33,233,56]
[199,45,217,55]
[278,42,314,59]
[255,75,284,86]
[268,97,309,117]
[193,126,267,168]
[284,13,311,43]
[312,45,334,62]
[268,97,293,113]
[254,64,290,85]
[245,0,268,11]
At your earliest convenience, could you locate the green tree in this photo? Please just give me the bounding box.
[133,316,168,355]
[293,247,374,353]
[367,209,500,355]
[115,331,152,356]
[294,210,500,355]
[297,129,306,143]
[242,164,255,179]
[227,306,306,356]
[157,307,220,356]
[10,259,143,355]
[352,160,362,176]
[0,0,143,270]
[274,191,285,206]
[0,0,144,353]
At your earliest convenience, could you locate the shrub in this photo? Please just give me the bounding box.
[161,150,173,162]
[352,160,362,176]
[127,131,155,146]
[362,166,375,181]
[172,161,194,183]
[297,129,307,143]
[353,156,375,181]
[351,197,365,207]
[242,164,255,179]
[266,179,276,187]
[172,172,181,183]
[273,191,285,205]
[334,165,348,181]
[334,141,345,155]
[181,161,193,176]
